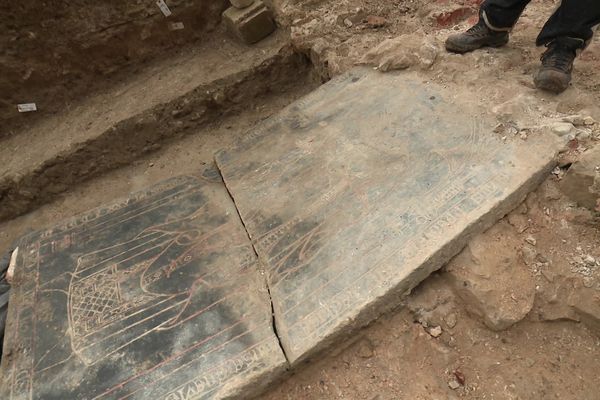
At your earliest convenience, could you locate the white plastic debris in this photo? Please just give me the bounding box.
[156,0,172,17]
[169,22,185,31]
[17,103,37,112]
[6,247,19,285]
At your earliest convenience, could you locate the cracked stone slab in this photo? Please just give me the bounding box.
[0,170,286,400]
[215,68,562,365]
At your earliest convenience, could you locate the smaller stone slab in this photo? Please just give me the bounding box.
[0,171,285,400]
[223,0,276,44]
[216,68,562,364]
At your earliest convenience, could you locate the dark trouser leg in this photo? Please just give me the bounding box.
[480,0,532,31]
[536,0,600,47]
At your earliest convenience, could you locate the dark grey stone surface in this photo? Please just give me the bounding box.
[216,68,562,365]
[0,170,286,400]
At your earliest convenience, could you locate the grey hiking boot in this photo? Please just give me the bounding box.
[445,19,509,53]
[534,38,579,94]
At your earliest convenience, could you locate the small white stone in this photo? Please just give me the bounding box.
[584,116,596,126]
[17,103,37,112]
[445,313,457,329]
[519,131,528,140]
[562,115,585,126]
[550,122,574,137]
[525,236,537,246]
[577,130,592,140]
[584,255,596,266]
[428,326,443,338]
[448,379,461,390]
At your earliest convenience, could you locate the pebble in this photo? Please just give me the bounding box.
[448,379,461,390]
[521,245,538,265]
[552,166,563,178]
[428,326,443,338]
[550,122,575,137]
[577,129,592,140]
[562,115,585,126]
[171,108,186,118]
[525,236,537,246]
[344,18,353,27]
[584,116,596,126]
[584,255,596,266]
[445,313,457,329]
[519,131,528,140]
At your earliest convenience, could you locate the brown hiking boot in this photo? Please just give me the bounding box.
[445,19,509,53]
[534,39,578,94]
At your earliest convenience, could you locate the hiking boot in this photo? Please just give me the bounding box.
[534,38,579,94]
[445,19,509,53]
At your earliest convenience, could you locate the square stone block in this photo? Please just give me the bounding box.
[223,1,276,44]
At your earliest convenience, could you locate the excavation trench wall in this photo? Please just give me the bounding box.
[0,48,312,222]
[1,0,229,136]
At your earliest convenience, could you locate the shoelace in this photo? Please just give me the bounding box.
[541,44,576,71]
[466,23,490,38]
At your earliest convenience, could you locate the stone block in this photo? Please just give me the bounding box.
[223,1,276,44]
[0,170,286,400]
[216,68,562,365]
[446,221,535,331]
[561,147,600,211]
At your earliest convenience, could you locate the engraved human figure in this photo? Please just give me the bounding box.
[68,208,247,365]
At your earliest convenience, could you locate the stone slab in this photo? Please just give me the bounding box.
[215,68,562,364]
[0,171,286,400]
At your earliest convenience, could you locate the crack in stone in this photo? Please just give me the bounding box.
[214,162,291,367]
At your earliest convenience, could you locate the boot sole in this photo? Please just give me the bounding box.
[534,70,571,94]
[445,37,509,54]
[534,77,570,94]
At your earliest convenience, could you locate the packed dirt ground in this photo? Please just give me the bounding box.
[1,0,600,399]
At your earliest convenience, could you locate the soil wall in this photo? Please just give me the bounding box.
[0,0,229,136]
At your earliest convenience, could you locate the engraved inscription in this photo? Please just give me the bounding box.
[216,68,556,363]
[0,174,284,400]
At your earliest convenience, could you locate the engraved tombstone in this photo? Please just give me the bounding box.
[0,171,286,400]
[216,68,562,364]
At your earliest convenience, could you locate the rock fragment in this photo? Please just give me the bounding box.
[446,221,535,331]
[561,147,600,211]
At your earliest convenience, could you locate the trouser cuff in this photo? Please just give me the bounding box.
[538,36,587,50]
[481,10,513,32]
